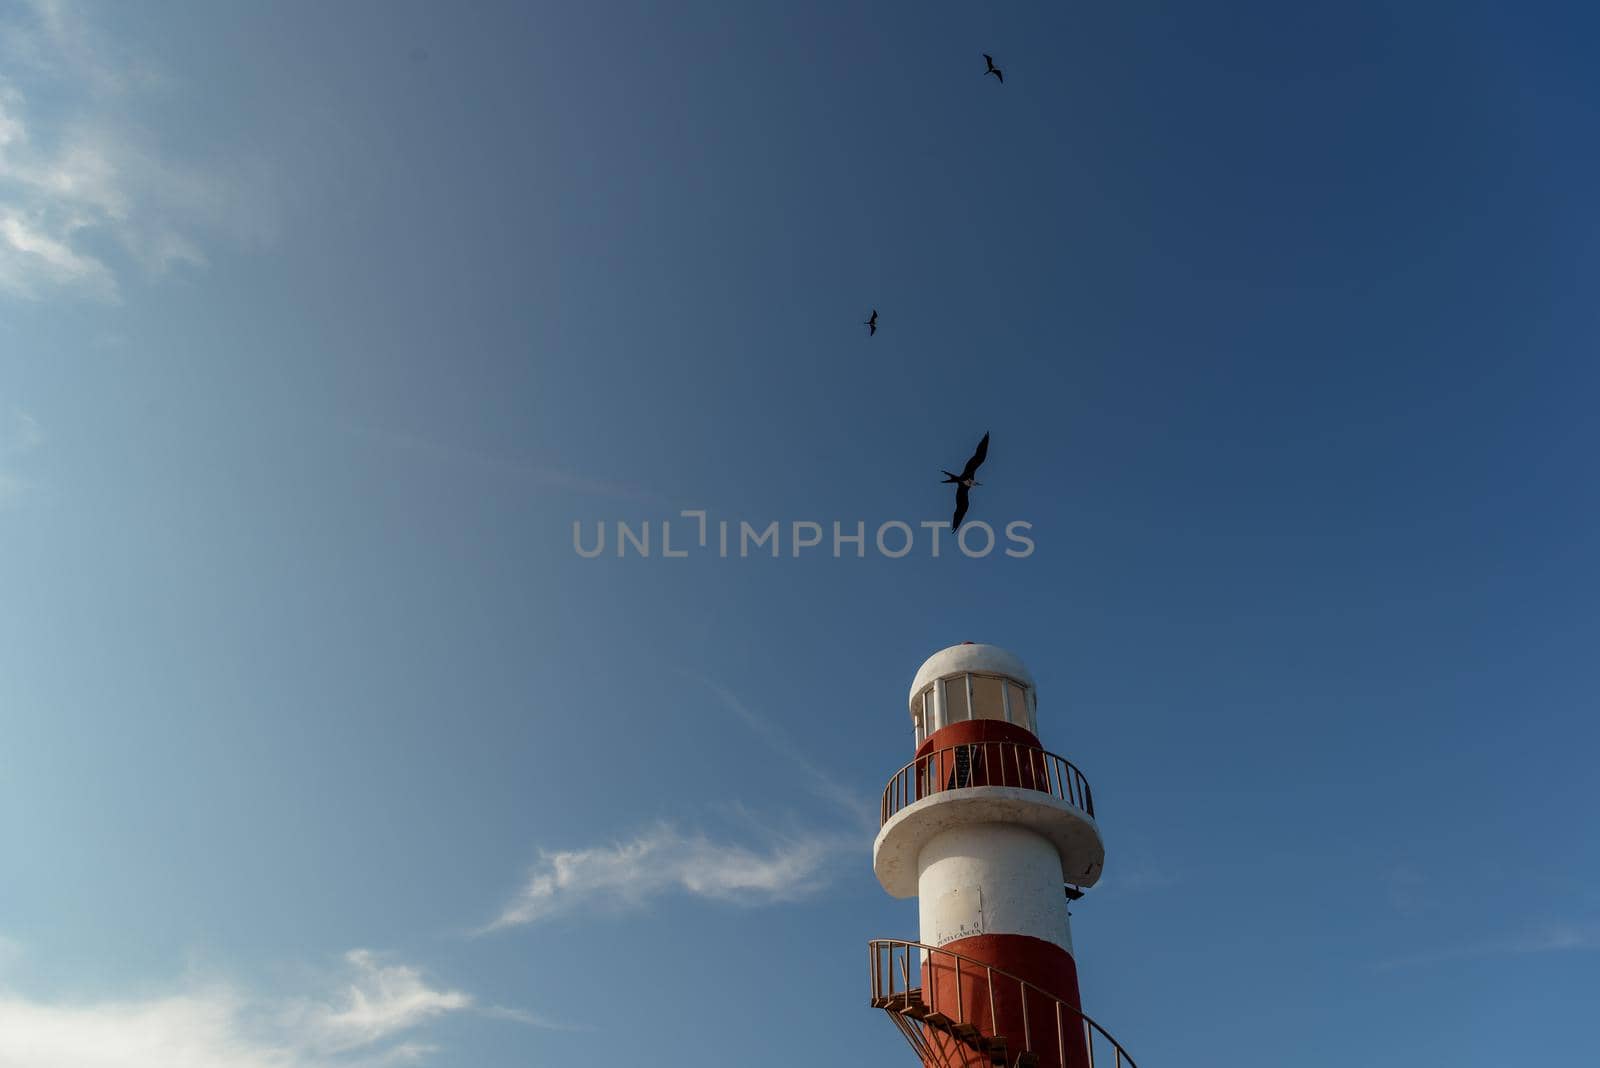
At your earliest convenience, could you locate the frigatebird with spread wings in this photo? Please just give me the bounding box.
[942,431,990,531]
[983,54,1004,84]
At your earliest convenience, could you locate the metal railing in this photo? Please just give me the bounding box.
[870,939,1137,1068]
[881,741,1095,826]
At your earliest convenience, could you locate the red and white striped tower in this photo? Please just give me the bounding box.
[872,642,1113,1068]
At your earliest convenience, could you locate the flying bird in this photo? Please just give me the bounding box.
[983,53,1003,84]
[865,309,878,336]
[942,431,990,531]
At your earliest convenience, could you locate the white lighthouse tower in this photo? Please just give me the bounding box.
[869,642,1138,1068]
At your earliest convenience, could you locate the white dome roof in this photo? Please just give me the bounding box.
[908,643,1035,718]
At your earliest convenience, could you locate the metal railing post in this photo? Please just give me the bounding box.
[1021,981,1031,1050]
[986,967,997,1039]
[954,955,963,1022]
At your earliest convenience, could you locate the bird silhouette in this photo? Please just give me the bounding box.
[942,431,990,531]
[864,309,878,336]
[983,54,1003,84]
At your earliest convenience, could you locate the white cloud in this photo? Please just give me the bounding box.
[0,946,547,1068]
[481,674,872,935]
[292,950,471,1055]
[0,988,293,1068]
[0,206,117,298]
[484,821,847,932]
[0,1,274,301]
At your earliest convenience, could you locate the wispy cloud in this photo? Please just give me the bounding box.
[1382,863,1432,917]
[0,0,275,301]
[1089,837,1181,894]
[482,821,849,933]
[475,1004,594,1032]
[0,407,42,507]
[342,422,670,508]
[683,671,876,829]
[1105,858,1180,893]
[0,933,22,974]
[287,950,471,1055]
[1,0,167,98]
[1375,921,1600,971]
[0,944,552,1067]
[481,672,871,936]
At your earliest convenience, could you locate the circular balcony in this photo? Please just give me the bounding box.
[874,741,1104,896]
[881,741,1096,827]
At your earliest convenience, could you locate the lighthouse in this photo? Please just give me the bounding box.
[870,642,1138,1068]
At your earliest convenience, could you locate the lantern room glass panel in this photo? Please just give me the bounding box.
[970,675,1006,722]
[940,676,970,723]
[1006,682,1032,732]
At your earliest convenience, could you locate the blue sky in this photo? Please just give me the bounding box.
[1,1,1597,1064]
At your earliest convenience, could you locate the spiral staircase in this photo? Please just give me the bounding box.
[870,939,1138,1068]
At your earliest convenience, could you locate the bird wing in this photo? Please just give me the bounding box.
[952,484,970,531]
[960,432,990,479]
[984,53,994,66]
[995,69,1003,83]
